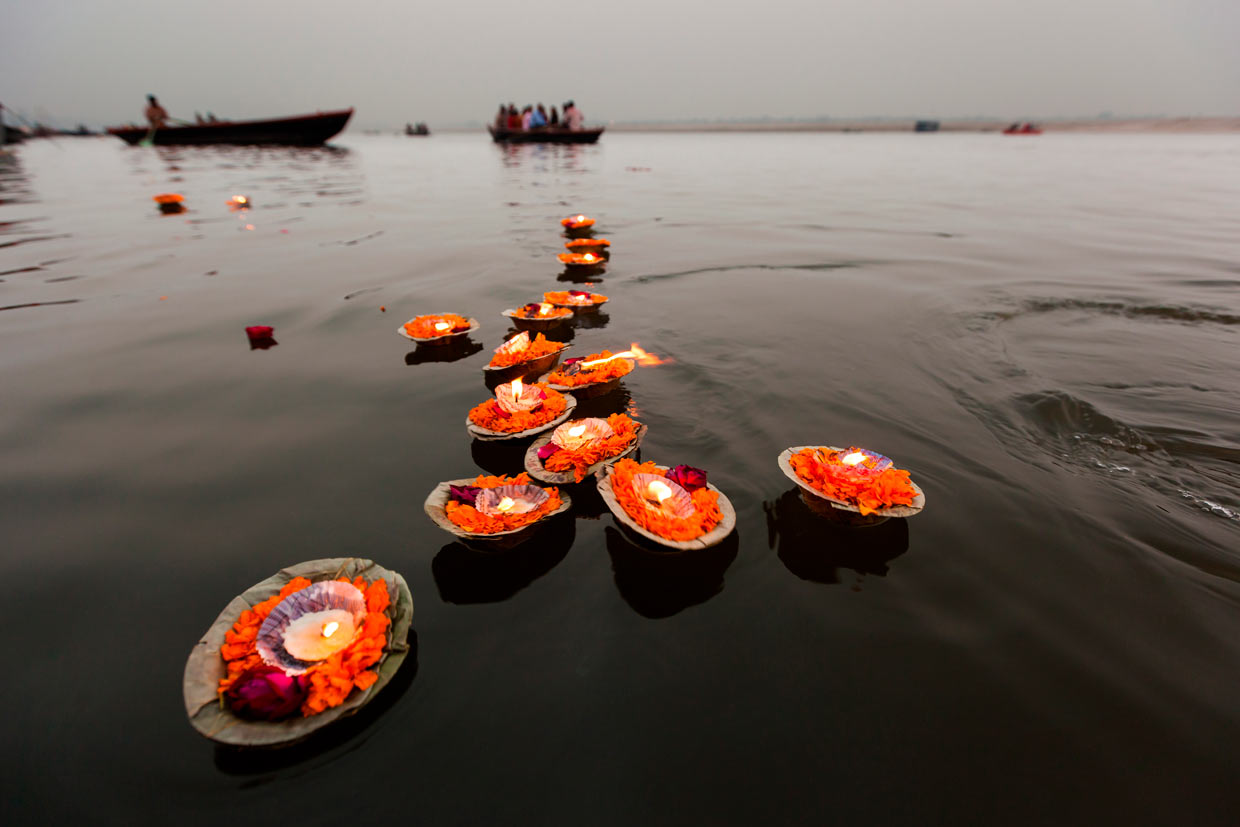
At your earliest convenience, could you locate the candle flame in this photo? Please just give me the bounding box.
[538,302,553,316]
[575,215,586,223]
[583,254,596,263]
[842,451,867,466]
[510,377,523,400]
[434,321,451,332]
[647,480,673,503]
[497,496,516,512]
[322,621,340,638]
[568,424,586,438]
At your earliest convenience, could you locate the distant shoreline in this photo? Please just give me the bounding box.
[602,117,1240,134]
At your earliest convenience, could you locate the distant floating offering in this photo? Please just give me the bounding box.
[467,378,577,441]
[525,413,646,483]
[227,194,251,210]
[484,331,570,381]
[399,312,479,344]
[182,557,413,747]
[560,214,595,231]
[778,445,925,519]
[541,350,635,398]
[558,252,606,270]
[564,238,610,259]
[153,192,186,214]
[543,290,608,311]
[503,302,573,331]
[597,459,737,550]
[424,473,572,547]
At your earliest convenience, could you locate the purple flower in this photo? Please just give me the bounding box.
[225,665,308,721]
[449,484,481,505]
[562,357,584,366]
[569,290,590,298]
[537,442,562,460]
[668,464,708,492]
[520,303,541,315]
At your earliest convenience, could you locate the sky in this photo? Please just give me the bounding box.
[2,0,1238,128]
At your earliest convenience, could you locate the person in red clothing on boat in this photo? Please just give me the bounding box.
[563,101,584,131]
[144,95,169,128]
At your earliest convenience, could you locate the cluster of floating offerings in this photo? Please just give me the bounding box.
[186,212,927,749]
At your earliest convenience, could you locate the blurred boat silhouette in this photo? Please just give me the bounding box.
[488,126,603,144]
[107,109,353,146]
[1003,122,1042,135]
[406,122,430,136]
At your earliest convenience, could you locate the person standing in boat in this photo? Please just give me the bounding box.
[520,105,534,130]
[506,104,520,129]
[564,101,584,131]
[549,105,559,127]
[494,104,507,130]
[144,95,169,128]
[531,104,548,129]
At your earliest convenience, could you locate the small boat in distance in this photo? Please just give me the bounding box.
[1003,122,1043,135]
[488,126,604,144]
[406,122,430,136]
[107,109,353,146]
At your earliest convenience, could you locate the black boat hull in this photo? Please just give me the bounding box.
[488,126,603,144]
[108,109,353,146]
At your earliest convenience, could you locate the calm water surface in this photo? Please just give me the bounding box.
[2,132,1238,825]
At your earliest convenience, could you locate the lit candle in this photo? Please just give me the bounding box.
[496,496,516,513]
[282,610,356,661]
[841,451,866,466]
[538,302,554,317]
[510,377,523,401]
[322,621,340,638]
[434,321,451,333]
[575,215,586,223]
[646,479,673,505]
[582,253,596,263]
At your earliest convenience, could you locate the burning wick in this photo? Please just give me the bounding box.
[575,215,586,223]
[841,451,867,467]
[538,303,553,317]
[510,377,523,401]
[496,496,516,513]
[646,480,673,505]
[434,321,451,333]
[232,195,248,206]
[583,254,596,263]
[322,621,340,639]
[568,424,586,439]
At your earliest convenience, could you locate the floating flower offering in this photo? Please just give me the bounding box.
[467,378,576,440]
[598,459,737,549]
[545,350,635,388]
[227,194,251,210]
[424,472,572,544]
[543,289,608,310]
[778,445,925,517]
[526,413,645,483]
[154,192,186,214]
[399,312,478,343]
[487,331,568,369]
[503,302,574,331]
[564,238,611,257]
[558,252,606,268]
[183,557,413,747]
[560,214,595,230]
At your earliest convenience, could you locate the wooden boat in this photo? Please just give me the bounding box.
[107,109,353,146]
[405,122,430,136]
[1002,123,1042,135]
[488,126,604,144]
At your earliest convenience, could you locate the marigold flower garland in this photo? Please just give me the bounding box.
[610,459,723,541]
[540,413,640,482]
[545,352,634,387]
[445,472,563,533]
[788,447,919,516]
[487,332,564,368]
[403,313,472,339]
[468,383,568,433]
[218,575,392,718]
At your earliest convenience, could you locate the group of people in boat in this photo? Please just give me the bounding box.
[495,101,585,132]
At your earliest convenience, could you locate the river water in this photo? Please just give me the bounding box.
[2,132,1238,824]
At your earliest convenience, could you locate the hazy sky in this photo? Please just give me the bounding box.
[3,0,1238,127]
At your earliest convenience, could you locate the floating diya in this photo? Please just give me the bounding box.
[424,472,572,548]
[398,312,479,344]
[502,301,574,331]
[543,289,609,312]
[524,413,647,484]
[182,557,413,747]
[596,459,737,550]
[560,214,596,237]
[466,378,577,441]
[153,192,186,214]
[541,349,637,399]
[777,445,926,520]
[558,251,607,271]
[226,194,252,210]
[564,237,611,259]
[484,331,570,384]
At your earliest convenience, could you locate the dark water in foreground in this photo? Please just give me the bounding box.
[2,132,1238,825]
